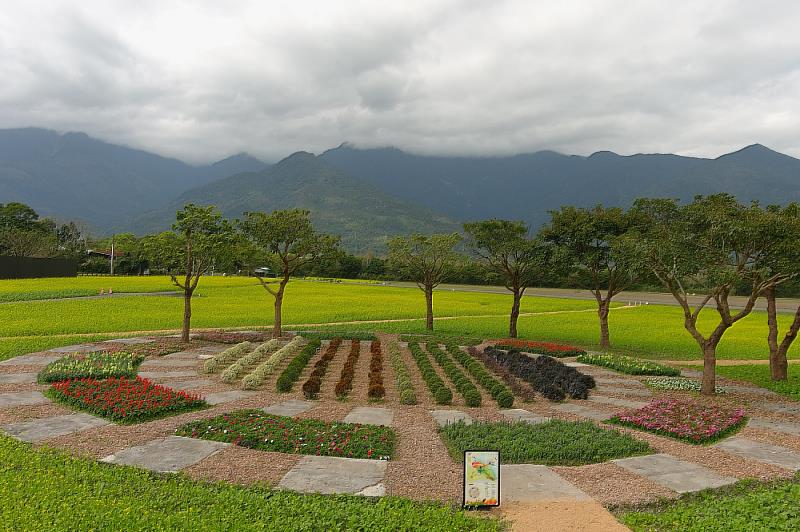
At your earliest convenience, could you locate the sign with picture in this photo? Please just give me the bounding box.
[463,450,500,507]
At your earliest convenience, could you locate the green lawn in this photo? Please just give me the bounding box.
[0,436,500,531]
[708,364,800,401]
[619,475,800,531]
[0,275,184,302]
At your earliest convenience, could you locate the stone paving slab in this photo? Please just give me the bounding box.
[430,409,473,427]
[0,372,38,384]
[0,391,50,407]
[588,395,648,409]
[748,418,800,437]
[564,361,590,367]
[500,464,591,502]
[278,455,387,495]
[104,337,154,345]
[757,402,800,416]
[715,437,800,470]
[47,344,105,353]
[101,436,229,473]
[263,399,315,417]
[343,406,394,426]
[204,390,257,405]
[681,369,703,378]
[594,377,645,387]
[165,379,215,391]
[138,370,198,379]
[163,350,208,360]
[723,385,778,397]
[551,403,610,422]
[138,359,198,368]
[613,453,736,493]
[2,413,109,442]
[595,386,653,397]
[0,354,60,367]
[500,409,550,424]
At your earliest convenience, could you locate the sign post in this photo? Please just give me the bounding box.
[463,450,500,508]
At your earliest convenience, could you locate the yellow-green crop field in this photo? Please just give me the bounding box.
[2,275,799,363]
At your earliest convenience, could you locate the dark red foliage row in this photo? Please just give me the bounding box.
[302,338,342,399]
[334,340,361,397]
[368,339,385,399]
[468,346,537,402]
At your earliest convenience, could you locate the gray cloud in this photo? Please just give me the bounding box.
[1,0,799,163]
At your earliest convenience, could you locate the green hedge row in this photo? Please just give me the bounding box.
[444,344,514,408]
[276,339,322,392]
[576,353,680,376]
[408,343,452,405]
[426,342,481,407]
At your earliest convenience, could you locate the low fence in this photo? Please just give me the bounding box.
[0,256,78,279]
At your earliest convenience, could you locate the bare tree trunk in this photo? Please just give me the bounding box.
[181,289,192,343]
[509,288,522,338]
[273,287,284,339]
[700,341,717,395]
[425,285,434,331]
[774,305,800,382]
[765,287,788,381]
[598,299,611,349]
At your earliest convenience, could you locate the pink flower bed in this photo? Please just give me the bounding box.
[608,398,747,444]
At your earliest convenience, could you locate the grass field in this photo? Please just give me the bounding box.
[3,276,799,363]
[0,436,499,531]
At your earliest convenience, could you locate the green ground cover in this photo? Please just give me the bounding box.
[706,364,800,401]
[439,420,652,465]
[577,353,680,376]
[619,475,800,531]
[0,275,191,302]
[0,436,500,531]
[38,352,143,383]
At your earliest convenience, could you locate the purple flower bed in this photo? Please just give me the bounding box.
[607,398,747,444]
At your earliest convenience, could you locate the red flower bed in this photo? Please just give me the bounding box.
[495,339,586,357]
[48,376,206,423]
[608,398,747,444]
[367,339,385,399]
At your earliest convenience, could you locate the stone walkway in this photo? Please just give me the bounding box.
[102,436,229,473]
[715,437,800,470]
[501,409,550,424]
[344,406,394,426]
[279,455,387,495]
[430,409,473,426]
[3,413,109,442]
[613,453,737,493]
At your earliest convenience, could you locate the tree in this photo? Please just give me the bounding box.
[463,220,550,338]
[238,209,340,338]
[387,233,462,330]
[0,202,56,257]
[623,195,789,395]
[142,204,233,342]
[541,205,639,349]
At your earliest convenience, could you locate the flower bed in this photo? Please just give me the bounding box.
[607,398,747,444]
[48,376,206,423]
[576,353,680,376]
[495,340,586,357]
[242,337,306,390]
[445,344,513,408]
[469,347,537,402]
[408,343,452,405]
[194,331,270,344]
[644,377,726,394]
[275,339,322,392]
[289,330,376,341]
[302,339,341,399]
[176,410,395,459]
[367,339,385,399]
[38,352,144,383]
[203,341,254,374]
[427,343,481,407]
[389,340,417,405]
[483,347,595,401]
[221,340,282,383]
[334,339,360,398]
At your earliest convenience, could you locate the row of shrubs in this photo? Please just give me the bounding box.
[203,341,253,374]
[221,340,282,384]
[276,339,322,392]
[242,337,306,390]
[334,340,361,398]
[445,344,514,408]
[389,341,417,405]
[426,343,482,407]
[302,339,342,399]
[367,340,385,399]
[576,353,680,376]
[495,339,586,358]
[484,347,596,401]
[408,343,452,405]
[468,346,537,402]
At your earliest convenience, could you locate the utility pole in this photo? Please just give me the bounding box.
[110,235,115,276]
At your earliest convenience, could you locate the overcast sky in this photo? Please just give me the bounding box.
[1,1,799,163]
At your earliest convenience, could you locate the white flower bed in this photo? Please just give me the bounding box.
[221,339,282,383]
[645,377,726,394]
[203,341,252,374]
[242,337,306,390]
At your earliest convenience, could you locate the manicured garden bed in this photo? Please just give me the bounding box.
[0,435,499,531]
[367,339,385,399]
[400,334,483,346]
[276,339,322,392]
[644,377,726,394]
[302,339,341,399]
[408,343,452,405]
[495,339,586,357]
[176,410,395,459]
[38,352,144,383]
[427,343,482,406]
[469,346,537,402]
[390,340,417,405]
[334,339,361,398]
[291,330,376,341]
[439,420,652,465]
[483,347,595,401]
[194,331,270,343]
[446,344,513,407]
[48,376,206,423]
[607,399,747,444]
[577,353,680,376]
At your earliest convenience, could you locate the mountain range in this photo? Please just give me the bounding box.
[2,127,800,252]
